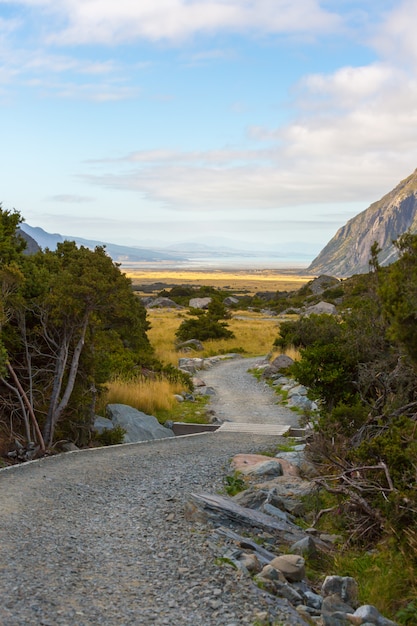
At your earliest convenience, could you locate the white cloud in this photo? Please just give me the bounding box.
[80,43,417,213]
[372,0,417,66]
[302,63,395,107]
[1,0,341,45]
[46,194,94,203]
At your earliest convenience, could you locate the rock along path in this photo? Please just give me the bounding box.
[203,356,300,428]
[0,357,305,626]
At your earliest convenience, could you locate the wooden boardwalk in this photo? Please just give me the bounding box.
[216,421,291,436]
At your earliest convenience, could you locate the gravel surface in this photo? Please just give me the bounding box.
[203,356,301,428]
[0,358,305,626]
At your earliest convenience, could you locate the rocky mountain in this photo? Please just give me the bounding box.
[307,168,417,277]
[19,224,185,264]
[18,228,41,254]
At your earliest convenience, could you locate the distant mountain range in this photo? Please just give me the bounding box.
[18,224,317,267]
[308,168,417,277]
[19,224,186,263]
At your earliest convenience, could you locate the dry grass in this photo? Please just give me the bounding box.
[126,268,310,295]
[147,308,294,365]
[99,377,184,416]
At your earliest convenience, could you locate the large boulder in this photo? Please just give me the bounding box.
[145,297,182,309]
[307,275,340,295]
[93,415,114,433]
[271,354,294,371]
[223,296,239,306]
[303,301,337,316]
[176,339,204,352]
[189,297,212,309]
[106,404,174,443]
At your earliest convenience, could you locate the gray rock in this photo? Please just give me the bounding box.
[93,415,114,433]
[233,487,269,509]
[308,275,340,295]
[261,365,280,379]
[352,605,398,626]
[189,297,212,309]
[321,576,358,607]
[176,339,205,351]
[288,385,308,397]
[258,563,287,582]
[61,442,80,452]
[273,581,304,605]
[262,502,290,522]
[196,386,216,396]
[224,296,239,306]
[304,301,337,316]
[269,555,306,582]
[239,459,283,478]
[303,590,322,610]
[106,404,175,443]
[321,594,355,621]
[287,395,315,410]
[146,297,182,309]
[289,536,317,558]
[271,354,295,371]
[238,553,262,573]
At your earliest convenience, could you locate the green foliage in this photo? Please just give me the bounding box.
[0,227,155,447]
[155,394,210,425]
[320,400,368,438]
[333,544,417,620]
[224,471,246,495]
[292,342,357,409]
[378,232,417,366]
[397,600,417,625]
[274,314,342,350]
[95,425,126,446]
[0,206,26,265]
[176,298,235,342]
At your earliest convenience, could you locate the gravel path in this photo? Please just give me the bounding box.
[0,358,305,626]
[202,356,301,428]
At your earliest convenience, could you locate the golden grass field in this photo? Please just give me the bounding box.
[100,377,185,416]
[146,308,300,366]
[125,268,310,295]
[103,269,303,418]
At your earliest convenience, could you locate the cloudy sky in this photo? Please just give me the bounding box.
[2,0,417,257]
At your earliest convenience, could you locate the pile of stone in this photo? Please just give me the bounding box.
[188,452,397,626]
[257,354,318,412]
[178,353,242,375]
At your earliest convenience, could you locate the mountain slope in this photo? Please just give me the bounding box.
[307,168,417,277]
[19,224,185,263]
[17,228,41,254]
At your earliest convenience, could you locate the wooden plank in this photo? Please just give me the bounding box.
[216,422,290,435]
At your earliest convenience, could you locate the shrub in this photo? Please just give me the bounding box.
[95,425,126,446]
[176,298,235,342]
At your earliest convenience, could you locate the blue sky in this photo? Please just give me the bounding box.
[2,0,417,256]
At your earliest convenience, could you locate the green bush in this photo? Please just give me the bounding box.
[95,425,126,446]
[176,298,235,342]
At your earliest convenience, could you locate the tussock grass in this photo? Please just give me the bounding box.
[147,309,282,365]
[99,377,184,416]
[126,268,309,295]
[270,346,301,362]
[333,542,417,620]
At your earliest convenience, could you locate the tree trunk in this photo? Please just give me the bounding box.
[6,362,45,452]
[44,314,90,446]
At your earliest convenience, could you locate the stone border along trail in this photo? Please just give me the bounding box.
[204,355,300,431]
[0,357,306,626]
